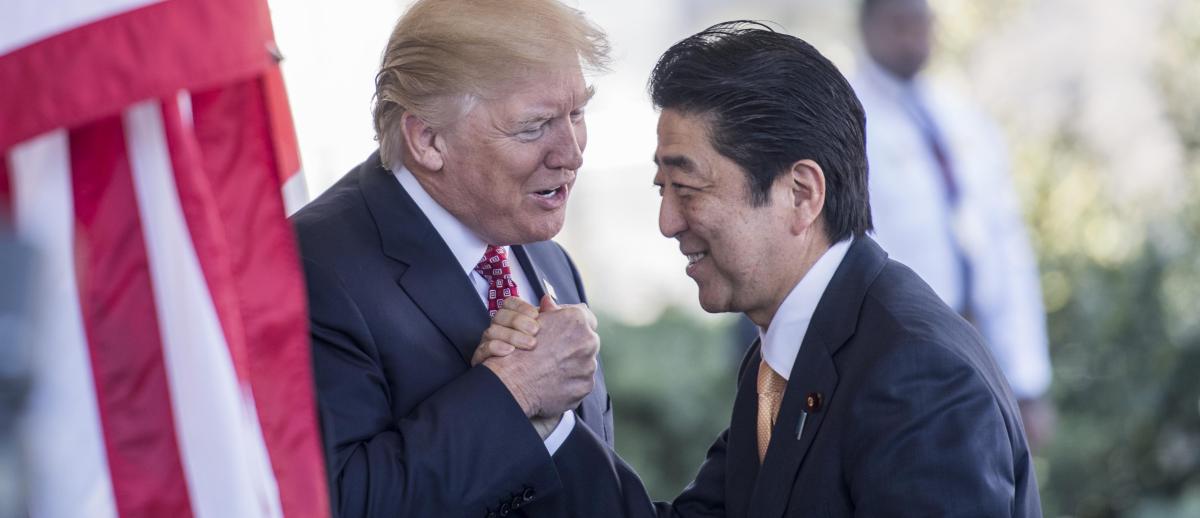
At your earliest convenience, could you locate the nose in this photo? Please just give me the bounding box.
[547,119,585,171]
[658,190,687,239]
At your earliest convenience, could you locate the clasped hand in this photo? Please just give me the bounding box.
[476,296,600,438]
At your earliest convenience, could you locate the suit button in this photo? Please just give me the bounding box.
[499,502,511,516]
[522,487,535,502]
[511,495,523,510]
[485,512,497,518]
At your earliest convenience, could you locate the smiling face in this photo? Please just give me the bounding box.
[419,60,592,246]
[654,109,805,323]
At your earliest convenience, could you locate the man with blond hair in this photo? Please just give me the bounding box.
[291,1,615,516]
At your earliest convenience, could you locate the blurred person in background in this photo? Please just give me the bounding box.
[483,21,1041,517]
[290,0,617,516]
[0,216,33,518]
[852,0,1055,449]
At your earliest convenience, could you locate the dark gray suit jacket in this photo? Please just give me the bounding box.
[292,153,613,518]
[557,237,1042,517]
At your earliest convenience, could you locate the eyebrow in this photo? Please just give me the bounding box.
[580,85,597,105]
[653,154,697,173]
[514,85,598,127]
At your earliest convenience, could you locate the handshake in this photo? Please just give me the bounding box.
[474,297,600,439]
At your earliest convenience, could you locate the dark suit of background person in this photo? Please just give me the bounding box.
[532,22,1042,517]
[292,154,613,517]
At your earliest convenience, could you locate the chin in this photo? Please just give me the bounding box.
[504,216,565,245]
[696,290,733,315]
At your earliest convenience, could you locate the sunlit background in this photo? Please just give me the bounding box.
[268,0,1200,516]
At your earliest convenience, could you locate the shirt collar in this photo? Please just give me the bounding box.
[393,165,489,276]
[758,238,853,380]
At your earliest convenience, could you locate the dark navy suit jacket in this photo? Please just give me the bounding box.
[556,237,1042,517]
[292,153,613,518]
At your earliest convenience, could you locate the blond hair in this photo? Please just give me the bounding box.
[373,0,610,169]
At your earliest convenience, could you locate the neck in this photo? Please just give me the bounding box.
[401,157,496,244]
[746,234,832,329]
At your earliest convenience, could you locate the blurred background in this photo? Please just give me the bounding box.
[267,0,1200,516]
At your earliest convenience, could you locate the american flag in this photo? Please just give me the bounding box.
[1,1,328,517]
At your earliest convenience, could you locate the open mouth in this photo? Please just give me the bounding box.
[535,185,565,198]
[685,252,707,265]
[529,183,569,209]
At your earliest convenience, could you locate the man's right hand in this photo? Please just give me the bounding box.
[483,295,600,420]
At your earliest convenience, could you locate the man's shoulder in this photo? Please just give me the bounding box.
[290,163,378,265]
[847,259,1013,397]
[292,164,364,224]
[855,260,989,364]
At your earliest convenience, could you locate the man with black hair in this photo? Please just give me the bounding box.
[486,20,1042,517]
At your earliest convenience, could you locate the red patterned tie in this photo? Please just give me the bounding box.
[475,245,520,318]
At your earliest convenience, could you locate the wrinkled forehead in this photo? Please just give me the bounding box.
[499,62,591,102]
[656,109,716,151]
[471,71,592,127]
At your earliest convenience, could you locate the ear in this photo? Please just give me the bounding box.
[400,111,446,171]
[786,159,826,236]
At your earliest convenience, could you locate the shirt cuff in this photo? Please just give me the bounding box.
[543,410,575,455]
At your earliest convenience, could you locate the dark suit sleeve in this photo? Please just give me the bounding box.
[845,343,1017,517]
[304,257,562,518]
[546,403,729,518]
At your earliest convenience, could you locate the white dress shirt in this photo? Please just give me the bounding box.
[393,166,575,454]
[852,58,1052,398]
[758,239,852,379]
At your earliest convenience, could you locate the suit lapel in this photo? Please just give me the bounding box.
[745,237,891,518]
[358,155,489,364]
[511,245,549,302]
[747,338,838,518]
[726,341,765,518]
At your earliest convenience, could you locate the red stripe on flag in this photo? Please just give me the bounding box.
[0,0,276,150]
[69,116,195,518]
[261,66,302,184]
[187,79,330,517]
[156,97,253,385]
[0,156,11,222]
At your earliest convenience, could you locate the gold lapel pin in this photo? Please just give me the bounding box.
[805,392,823,413]
[796,392,823,440]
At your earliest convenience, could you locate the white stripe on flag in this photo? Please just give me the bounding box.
[0,0,165,55]
[281,168,309,216]
[123,101,283,518]
[10,131,119,518]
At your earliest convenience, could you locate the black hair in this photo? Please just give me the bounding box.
[648,21,872,242]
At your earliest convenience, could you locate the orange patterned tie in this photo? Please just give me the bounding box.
[756,360,787,463]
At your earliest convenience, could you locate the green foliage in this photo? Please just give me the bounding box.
[1030,3,1200,516]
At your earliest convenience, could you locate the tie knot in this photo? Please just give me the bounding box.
[757,360,787,396]
[475,245,510,282]
[475,245,520,318]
